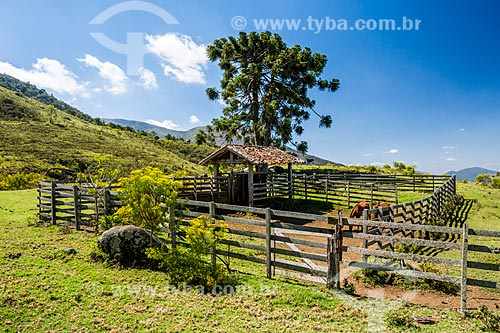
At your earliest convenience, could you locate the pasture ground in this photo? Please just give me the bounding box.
[0,186,499,332]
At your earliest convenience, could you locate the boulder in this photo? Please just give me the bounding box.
[98,225,163,266]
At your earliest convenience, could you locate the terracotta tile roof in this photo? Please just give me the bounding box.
[199,145,305,165]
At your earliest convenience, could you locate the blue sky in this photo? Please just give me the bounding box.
[0,0,499,174]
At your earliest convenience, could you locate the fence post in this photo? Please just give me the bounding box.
[460,223,469,316]
[395,186,399,205]
[347,181,351,207]
[370,184,374,207]
[265,208,273,278]
[362,209,369,262]
[304,174,308,201]
[50,181,57,225]
[169,205,176,249]
[103,189,111,215]
[193,177,198,201]
[209,201,216,267]
[327,215,342,289]
[325,179,329,203]
[73,185,81,231]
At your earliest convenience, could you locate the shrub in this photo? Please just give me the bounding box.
[0,172,44,190]
[353,268,390,286]
[492,177,500,189]
[470,305,500,332]
[146,214,230,290]
[385,311,416,329]
[115,167,183,245]
[146,247,229,289]
[96,214,124,232]
[476,173,492,185]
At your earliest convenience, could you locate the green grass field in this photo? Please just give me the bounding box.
[1,187,500,332]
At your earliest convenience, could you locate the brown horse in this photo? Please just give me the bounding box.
[349,201,370,218]
[370,201,391,220]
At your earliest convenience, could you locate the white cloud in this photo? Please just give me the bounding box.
[0,58,89,97]
[363,153,373,157]
[146,119,182,130]
[445,157,456,161]
[383,149,398,154]
[458,128,465,132]
[77,54,128,94]
[442,145,456,149]
[370,162,385,166]
[189,115,200,124]
[138,67,158,90]
[146,33,208,84]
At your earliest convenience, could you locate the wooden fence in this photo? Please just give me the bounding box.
[177,200,499,314]
[341,217,500,314]
[292,173,399,206]
[295,173,449,192]
[178,200,336,284]
[37,177,498,313]
[37,181,120,230]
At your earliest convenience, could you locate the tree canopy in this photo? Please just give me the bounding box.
[204,31,340,153]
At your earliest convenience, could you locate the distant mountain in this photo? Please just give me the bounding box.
[102,118,203,141]
[446,167,499,181]
[104,118,342,166]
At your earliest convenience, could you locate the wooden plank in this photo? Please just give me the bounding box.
[216,215,266,227]
[343,232,462,250]
[271,222,334,235]
[460,223,468,316]
[182,211,205,218]
[272,247,327,262]
[343,218,463,234]
[342,261,461,284]
[272,235,327,249]
[469,229,500,238]
[219,239,266,252]
[228,229,267,240]
[274,269,326,284]
[343,246,462,266]
[274,259,327,277]
[215,249,266,264]
[271,209,334,223]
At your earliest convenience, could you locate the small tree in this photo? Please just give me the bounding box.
[115,167,182,245]
[476,173,492,185]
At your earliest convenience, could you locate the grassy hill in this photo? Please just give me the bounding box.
[0,85,212,176]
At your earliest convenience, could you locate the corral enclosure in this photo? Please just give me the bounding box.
[37,174,500,313]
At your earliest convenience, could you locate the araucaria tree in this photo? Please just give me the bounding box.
[204,31,340,153]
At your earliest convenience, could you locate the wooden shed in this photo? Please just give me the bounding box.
[199,145,304,206]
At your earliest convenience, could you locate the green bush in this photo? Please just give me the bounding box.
[470,305,500,332]
[385,311,416,329]
[353,268,390,286]
[147,247,229,289]
[0,172,44,190]
[96,215,124,232]
[492,177,500,189]
[476,173,492,185]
